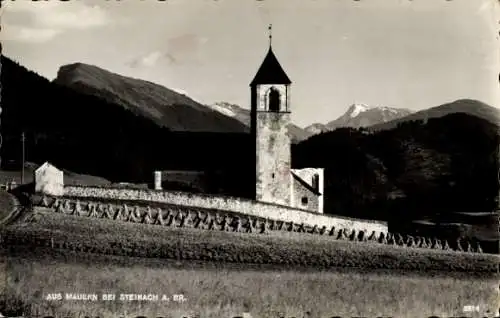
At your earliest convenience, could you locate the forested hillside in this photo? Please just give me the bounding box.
[0,56,253,194]
[293,115,499,252]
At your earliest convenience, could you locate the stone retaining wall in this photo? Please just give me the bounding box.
[29,195,484,254]
[62,185,388,235]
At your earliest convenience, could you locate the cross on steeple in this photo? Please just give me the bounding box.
[250,24,291,86]
[268,24,272,47]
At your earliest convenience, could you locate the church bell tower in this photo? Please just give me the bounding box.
[250,25,292,206]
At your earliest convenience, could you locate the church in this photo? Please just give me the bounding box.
[249,29,325,213]
[156,27,325,214]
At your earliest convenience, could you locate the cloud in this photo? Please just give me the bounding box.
[126,51,177,68]
[1,25,62,43]
[137,51,163,67]
[126,34,209,69]
[1,1,112,43]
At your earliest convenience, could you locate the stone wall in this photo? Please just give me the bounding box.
[29,194,485,255]
[62,185,388,234]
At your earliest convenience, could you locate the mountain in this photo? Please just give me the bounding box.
[0,56,254,189]
[369,99,500,131]
[53,63,247,133]
[208,102,250,125]
[2,56,498,252]
[304,123,328,135]
[305,103,413,134]
[208,102,312,143]
[54,63,313,142]
[294,111,499,253]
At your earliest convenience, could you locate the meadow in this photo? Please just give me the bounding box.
[1,198,499,317]
[2,211,498,273]
[1,248,499,318]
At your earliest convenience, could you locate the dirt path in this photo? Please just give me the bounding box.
[0,191,21,226]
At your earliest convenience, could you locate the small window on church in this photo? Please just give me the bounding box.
[312,174,319,191]
[268,87,281,112]
[301,197,308,205]
[272,173,275,179]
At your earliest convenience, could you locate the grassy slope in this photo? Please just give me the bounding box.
[3,211,498,273]
[2,206,499,317]
[1,248,498,318]
[1,193,498,317]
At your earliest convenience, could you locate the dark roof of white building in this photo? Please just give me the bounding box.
[291,171,322,196]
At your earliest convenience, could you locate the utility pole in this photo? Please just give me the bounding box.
[0,133,3,169]
[21,132,25,184]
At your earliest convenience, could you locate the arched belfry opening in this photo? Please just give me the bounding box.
[268,87,281,112]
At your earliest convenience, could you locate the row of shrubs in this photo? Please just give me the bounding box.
[1,215,498,274]
[33,195,486,254]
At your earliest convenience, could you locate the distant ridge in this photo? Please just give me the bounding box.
[368,99,500,131]
[305,103,413,134]
[208,102,312,143]
[53,62,248,133]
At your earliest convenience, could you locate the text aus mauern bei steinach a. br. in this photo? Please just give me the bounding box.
[45,292,187,303]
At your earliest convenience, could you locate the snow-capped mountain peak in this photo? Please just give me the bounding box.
[347,103,371,118]
[305,103,414,135]
[207,101,314,143]
[209,102,239,118]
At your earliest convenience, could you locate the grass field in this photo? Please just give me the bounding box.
[3,211,498,274]
[1,195,499,317]
[1,248,499,318]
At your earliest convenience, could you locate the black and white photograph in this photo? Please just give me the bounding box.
[0,0,499,317]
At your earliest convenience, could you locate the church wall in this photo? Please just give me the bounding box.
[291,177,319,213]
[61,185,388,234]
[291,168,324,213]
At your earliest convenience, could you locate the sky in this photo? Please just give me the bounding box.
[1,0,499,127]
